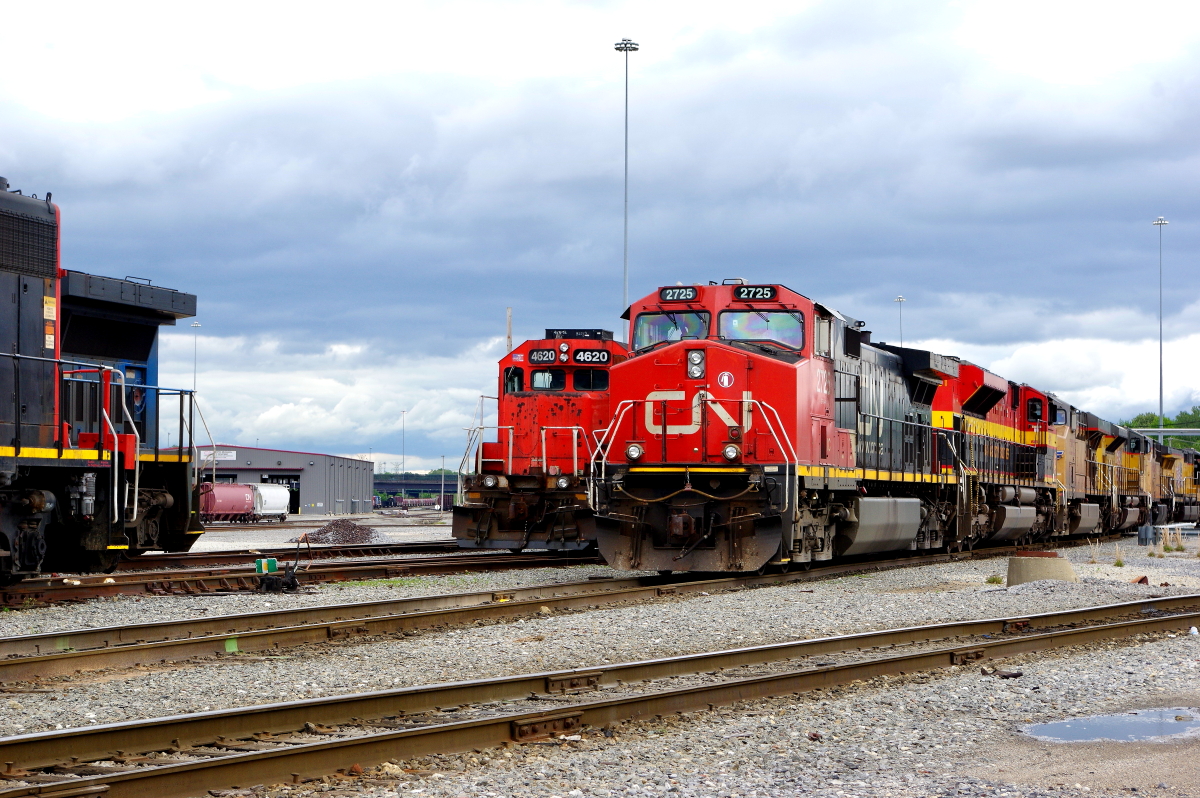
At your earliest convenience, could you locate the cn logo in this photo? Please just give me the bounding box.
[642,390,754,434]
[716,371,734,388]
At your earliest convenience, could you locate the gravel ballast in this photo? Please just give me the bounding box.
[6,537,1200,796]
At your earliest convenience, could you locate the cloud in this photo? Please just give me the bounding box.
[3,0,1200,456]
[157,332,506,459]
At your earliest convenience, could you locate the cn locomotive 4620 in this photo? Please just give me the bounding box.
[590,280,1197,573]
[455,329,628,551]
[0,178,203,578]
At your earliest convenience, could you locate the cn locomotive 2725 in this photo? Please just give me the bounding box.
[1,178,203,578]
[455,329,628,550]
[590,280,1197,572]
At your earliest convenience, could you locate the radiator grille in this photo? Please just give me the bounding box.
[0,208,57,278]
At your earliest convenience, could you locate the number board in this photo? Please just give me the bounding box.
[733,285,777,301]
[528,349,558,364]
[659,286,698,302]
[572,349,611,365]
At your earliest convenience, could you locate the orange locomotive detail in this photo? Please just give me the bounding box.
[454,329,628,551]
[591,280,1198,573]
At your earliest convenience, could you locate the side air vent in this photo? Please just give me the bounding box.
[962,384,1006,416]
[0,208,57,278]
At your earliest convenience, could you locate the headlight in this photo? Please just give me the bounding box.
[559,342,569,352]
[559,352,569,362]
[482,475,498,488]
[626,443,644,461]
[555,476,570,489]
[687,364,704,378]
[686,349,705,379]
[722,444,740,461]
[688,351,703,364]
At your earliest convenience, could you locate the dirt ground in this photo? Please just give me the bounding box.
[970,691,1200,795]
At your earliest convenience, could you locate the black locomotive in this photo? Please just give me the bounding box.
[1,177,203,578]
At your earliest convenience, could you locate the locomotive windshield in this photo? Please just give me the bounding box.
[718,311,804,350]
[632,311,710,350]
[531,369,566,390]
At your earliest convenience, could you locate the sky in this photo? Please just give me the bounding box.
[3,0,1199,470]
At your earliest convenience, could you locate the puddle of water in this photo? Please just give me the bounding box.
[1025,708,1200,742]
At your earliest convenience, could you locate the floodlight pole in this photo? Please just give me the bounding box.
[190,321,201,392]
[894,296,906,347]
[615,38,639,326]
[1153,217,1168,443]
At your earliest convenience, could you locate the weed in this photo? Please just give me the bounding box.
[1114,559,1125,567]
[986,575,1003,585]
[1087,539,1101,564]
[337,577,426,588]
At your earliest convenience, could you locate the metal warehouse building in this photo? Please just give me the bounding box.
[195,445,375,515]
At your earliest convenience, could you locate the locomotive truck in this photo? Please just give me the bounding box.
[590,280,1197,572]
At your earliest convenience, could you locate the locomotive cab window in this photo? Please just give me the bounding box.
[1027,398,1044,423]
[573,368,609,391]
[718,311,804,350]
[503,366,524,393]
[531,369,566,390]
[632,311,710,351]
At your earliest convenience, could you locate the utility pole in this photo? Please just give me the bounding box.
[614,38,639,328]
[440,454,445,513]
[894,295,906,347]
[506,307,513,353]
[400,410,407,479]
[1153,217,1169,443]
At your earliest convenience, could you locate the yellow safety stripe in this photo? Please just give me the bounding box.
[0,446,189,463]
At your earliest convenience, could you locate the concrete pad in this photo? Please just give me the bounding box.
[1007,555,1078,586]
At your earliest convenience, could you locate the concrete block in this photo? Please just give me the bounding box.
[1006,555,1078,587]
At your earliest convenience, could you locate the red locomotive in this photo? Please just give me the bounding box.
[454,329,628,551]
[591,280,1197,572]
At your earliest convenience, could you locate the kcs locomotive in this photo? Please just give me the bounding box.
[455,329,628,550]
[0,178,202,578]
[590,280,1197,572]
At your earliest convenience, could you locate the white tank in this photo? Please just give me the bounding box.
[249,483,291,522]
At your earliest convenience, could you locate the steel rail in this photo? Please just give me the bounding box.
[116,541,460,571]
[0,546,1034,680]
[0,542,1120,681]
[0,599,1195,798]
[0,552,600,607]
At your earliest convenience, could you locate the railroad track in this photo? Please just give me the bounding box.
[116,540,460,571]
[0,543,1126,684]
[0,594,1193,798]
[0,552,600,607]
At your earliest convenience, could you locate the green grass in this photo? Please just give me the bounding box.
[336,577,428,588]
[985,575,1003,585]
[1114,559,1125,567]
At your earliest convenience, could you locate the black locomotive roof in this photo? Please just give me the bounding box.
[63,270,197,322]
[544,329,614,341]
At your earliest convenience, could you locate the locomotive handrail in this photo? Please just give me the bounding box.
[458,425,514,478]
[589,396,799,515]
[539,426,592,477]
[101,410,120,524]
